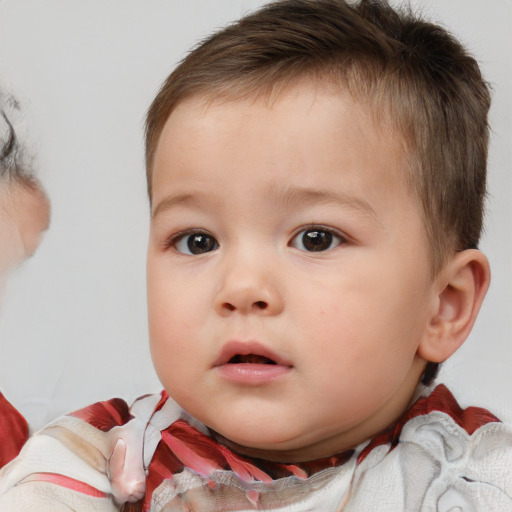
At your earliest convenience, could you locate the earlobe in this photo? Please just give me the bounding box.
[418,249,490,363]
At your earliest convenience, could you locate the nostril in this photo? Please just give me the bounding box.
[220,300,269,313]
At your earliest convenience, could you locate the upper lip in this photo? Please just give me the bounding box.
[213,340,292,367]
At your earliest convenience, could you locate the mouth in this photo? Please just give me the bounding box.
[227,354,277,365]
[214,341,292,385]
[214,340,291,367]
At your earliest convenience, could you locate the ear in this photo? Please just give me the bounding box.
[417,249,490,363]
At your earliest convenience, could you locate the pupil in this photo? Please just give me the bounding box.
[303,230,332,251]
[188,234,214,254]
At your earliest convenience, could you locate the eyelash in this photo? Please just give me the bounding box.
[165,229,218,256]
[289,225,347,253]
[165,225,348,256]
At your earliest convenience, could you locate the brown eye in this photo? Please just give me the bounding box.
[291,228,342,252]
[175,232,218,255]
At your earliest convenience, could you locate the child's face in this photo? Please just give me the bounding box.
[147,82,437,462]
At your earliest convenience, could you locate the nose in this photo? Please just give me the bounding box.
[214,252,284,317]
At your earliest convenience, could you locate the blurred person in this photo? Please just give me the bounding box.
[0,91,50,467]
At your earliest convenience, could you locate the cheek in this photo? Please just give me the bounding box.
[147,263,211,384]
[294,267,426,365]
[148,306,194,393]
[148,269,184,357]
[148,286,194,355]
[0,211,25,271]
[147,258,196,325]
[16,187,50,256]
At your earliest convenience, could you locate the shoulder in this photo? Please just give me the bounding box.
[0,391,168,511]
[350,385,512,511]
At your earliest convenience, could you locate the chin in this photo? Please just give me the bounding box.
[212,420,305,453]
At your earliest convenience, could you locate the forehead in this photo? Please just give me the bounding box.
[152,82,409,205]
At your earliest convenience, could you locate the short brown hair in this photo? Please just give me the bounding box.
[146,0,490,273]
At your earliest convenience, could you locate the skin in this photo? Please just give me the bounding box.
[146,82,486,463]
[0,179,49,277]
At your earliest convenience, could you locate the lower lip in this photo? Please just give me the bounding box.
[215,363,291,385]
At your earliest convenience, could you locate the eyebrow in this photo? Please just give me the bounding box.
[152,186,378,221]
[152,193,216,219]
[269,186,378,220]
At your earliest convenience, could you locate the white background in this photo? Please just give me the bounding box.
[0,0,510,430]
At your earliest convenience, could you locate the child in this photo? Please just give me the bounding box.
[1,0,510,510]
[0,92,50,467]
